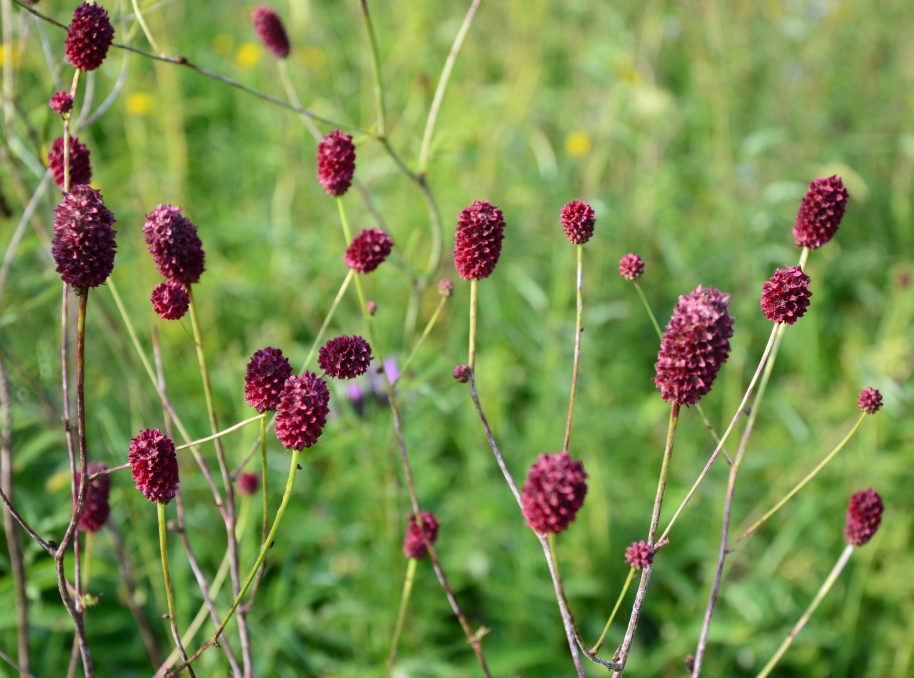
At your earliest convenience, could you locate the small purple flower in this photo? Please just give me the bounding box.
[453,364,470,383]
[619,253,644,281]
[521,452,588,534]
[624,540,653,570]
[858,387,883,415]
[49,92,74,115]
[844,489,884,546]
[251,5,290,59]
[150,282,190,320]
[317,130,356,197]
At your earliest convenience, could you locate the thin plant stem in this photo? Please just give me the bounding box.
[386,557,418,671]
[591,568,636,654]
[357,0,386,136]
[186,286,253,676]
[656,323,780,547]
[130,0,160,54]
[417,0,484,175]
[166,449,302,677]
[633,281,662,338]
[539,534,586,677]
[611,403,680,676]
[393,294,448,385]
[756,544,855,678]
[277,60,321,140]
[157,503,195,677]
[244,416,270,610]
[563,244,584,452]
[173,414,265,451]
[468,279,478,369]
[734,413,868,546]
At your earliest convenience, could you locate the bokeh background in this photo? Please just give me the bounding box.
[1,0,913,676]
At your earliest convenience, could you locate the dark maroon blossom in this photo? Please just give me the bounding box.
[129,428,179,504]
[238,472,259,496]
[619,253,644,281]
[452,364,470,383]
[77,462,111,532]
[244,347,293,413]
[49,92,74,115]
[844,489,883,546]
[624,540,653,570]
[65,2,115,71]
[150,282,190,320]
[251,5,290,59]
[760,266,812,325]
[142,205,206,285]
[454,200,506,281]
[317,130,356,197]
[49,136,92,190]
[344,228,393,274]
[560,200,595,245]
[858,387,883,415]
[793,176,848,250]
[52,185,117,288]
[319,335,372,380]
[275,372,330,451]
[653,285,734,406]
[403,511,440,560]
[521,452,588,534]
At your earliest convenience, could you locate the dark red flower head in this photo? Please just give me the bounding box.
[760,266,812,325]
[366,301,377,316]
[251,5,290,59]
[49,136,92,190]
[438,279,454,298]
[858,387,883,415]
[454,200,506,280]
[150,281,190,320]
[143,205,206,285]
[317,130,356,197]
[654,285,734,406]
[77,462,111,532]
[521,452,588,534]
[319,335,372,380]
[65,2,115,71]
[275,372,330,450]
[129,428,179,504]
[344,228,394,274]
[52,184,117,288]
[624,540,653,570]
[403,511,439,560]
[244,347,293,413]
[619,253,644,281]
[238,472,259,496]
[560,200,595,245]
[844,488,883,546]
[453,364,470,383]
[793,176,848,250]
[49,92,74,115]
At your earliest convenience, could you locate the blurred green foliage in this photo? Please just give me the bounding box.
[1,0,913,676]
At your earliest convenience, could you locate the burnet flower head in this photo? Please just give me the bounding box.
[129,428,180,504]
[77,462,111,532]
[454,200,506,280]
[244,347,293,414]
[793,175,848,250]
[275,372,330,451]
[402,511,439,560]
[143,205,205,285]
[317,130,356,197]
[624,540,653,570]
[65,2,115,71]
[560,200,595,245]
[857,387,883,415]
[654,285,734,406]
[52,185,117,289]
[251,5,290,59]
[344,229,393,274]
[48,136,92,190]
[619,253,644,281]
[521,452,588,534]
[319,336,372,380]
[150,281,190,320]
[844,488,883,546]
[760,266,812,325]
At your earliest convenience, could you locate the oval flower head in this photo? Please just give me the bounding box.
[454,200,506,280]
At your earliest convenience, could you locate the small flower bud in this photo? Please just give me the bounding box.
[618,253,644,281]
[250,5,290,59]
[521,452,588,534]
[560,200,595,245]
[366,300,377,316]
[150,282,190,320]
[624,540,653,570]
[452,364,470,383]
[438,278,454,298]
[403,511,439,560]
[858,387,883,415]
[238,472,259,496]
[49,92,74,116]
[344,228,394,274]
[77,462,111,532]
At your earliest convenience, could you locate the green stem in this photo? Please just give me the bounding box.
[357,0,386,136]
[260,416,268,548]
[591,567,636,654]
[634,281,662,338]
[131,0,161,54]
[468,279,478,369]
[735,413,868,546]
[173,414,265,451]
[277,59,321,141]
[301,269,355,373]
[158,503,193,674]
[386,557,418,670]
[394,295,447,385]
[563,244,584,452]
[756,544,854,678]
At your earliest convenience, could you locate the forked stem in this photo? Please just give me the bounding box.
[591,567,636,654]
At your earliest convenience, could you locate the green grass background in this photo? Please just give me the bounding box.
[1,0,913,675]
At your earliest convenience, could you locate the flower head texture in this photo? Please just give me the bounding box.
[275,372,330,451]
[844,488,884,546]
[129,428,179,504]
[521,452,588,534]
[403,512,439,560]
[619,253,644,281]
[624,540,653,570]
[142,205,206,285]
[244,347,293,413]
[344,228,394,274]
[150,281,190,320]
[65,2,115,71]
[438,278,454,298]
[560,200,595,245]
[317,130,356,197]
[49,92,74,115]
[251,5,290,58]
[52,185,117,288]
[760,266,812,325]
[654,285,734,406]
[49,136,92,190]
[858,387,883,415]
[454,200,506,280]
[453,364,470,383]
[793,175,848,250]
[238,472,260,496]
[319,335,373,380]
[77,462,111,532]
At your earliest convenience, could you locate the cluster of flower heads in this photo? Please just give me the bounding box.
[521,452,588,534]
[654,286,734,406]
[128,428,180,504]
[251,5,290,59]
[48,136,92,190]
[402,511,440,560]
[844,488,883,546]
[345,229,394,274]
[77,462,111,532]
[52,185,117,289]
[65,2,115,72]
